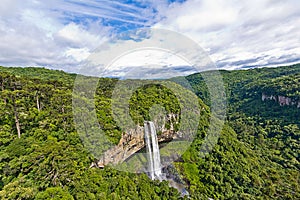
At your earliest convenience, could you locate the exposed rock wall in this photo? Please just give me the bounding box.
[262,94,276,101]
[97,114,180,167]
[262,93,300,108]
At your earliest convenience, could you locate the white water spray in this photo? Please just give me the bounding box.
[144,121,162,180]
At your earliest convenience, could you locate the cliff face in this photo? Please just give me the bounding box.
[97,114,180,167]
[262,93,300,108]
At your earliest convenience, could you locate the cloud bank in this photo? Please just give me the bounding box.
[0,0,299,74]
[155,0,300,69]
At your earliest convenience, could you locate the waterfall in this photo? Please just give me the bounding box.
[144,121,189,197]
[144,121,162,180]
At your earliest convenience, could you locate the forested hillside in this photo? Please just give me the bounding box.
[183,64,300,199]
[0,64,299,199]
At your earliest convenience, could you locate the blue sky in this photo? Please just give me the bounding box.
[0,0,300,75]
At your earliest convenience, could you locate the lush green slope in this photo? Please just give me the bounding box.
[182,64,300,198]
[0,68,182,199]
[0,66,76,87]
[0,65,299,199]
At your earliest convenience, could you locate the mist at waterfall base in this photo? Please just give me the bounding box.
[144,121,189,197]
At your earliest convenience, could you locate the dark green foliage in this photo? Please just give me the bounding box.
[0,67,183,199]
[0,64,299,199]
[182,64,300,199]
[129,84,180,125]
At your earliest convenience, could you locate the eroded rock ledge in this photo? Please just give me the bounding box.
[97,114,180,168]
[262,93,300,108]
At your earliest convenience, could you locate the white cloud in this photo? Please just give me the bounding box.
[102,49,192,79]
[55,22,106,48]
[0,0,23,17]
[82,28,214,78]
[65,48,91,62]
[161,0,240,32]
[154,0,300,69]
[0,1,110,70]
[0,0,299,73]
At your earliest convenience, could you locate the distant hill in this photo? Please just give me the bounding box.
[0,66,76,87]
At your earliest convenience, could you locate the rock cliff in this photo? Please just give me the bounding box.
[97,114,180,167]
[262,93,300,108]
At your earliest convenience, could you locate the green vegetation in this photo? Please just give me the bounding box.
[180,64,300,199]
[0,68,181,199]
[0,64,299,199]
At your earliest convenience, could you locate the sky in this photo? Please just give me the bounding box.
[0,0,300,76]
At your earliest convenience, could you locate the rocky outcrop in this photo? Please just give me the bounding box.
[97,114,180,168]
[278,95,292,106]
[262,93,300,108]
[262,94,276,101]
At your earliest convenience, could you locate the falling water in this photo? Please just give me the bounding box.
[144,121,189,197]
[144,121,155,179]
[144,121,162,180]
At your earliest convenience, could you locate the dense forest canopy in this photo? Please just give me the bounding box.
[0,64,299,199]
